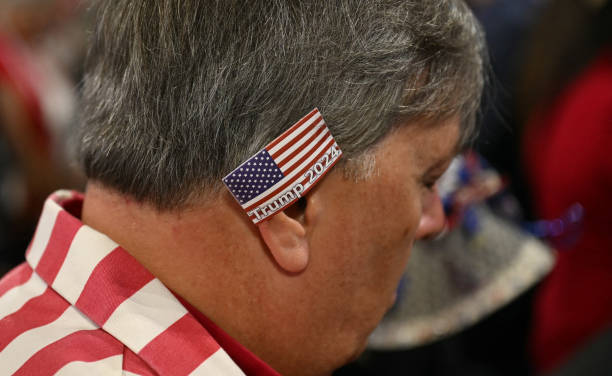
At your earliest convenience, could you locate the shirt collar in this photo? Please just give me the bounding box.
[26,190,277,375]
[176,295,282,376]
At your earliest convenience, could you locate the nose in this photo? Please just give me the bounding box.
[415,187,446,239]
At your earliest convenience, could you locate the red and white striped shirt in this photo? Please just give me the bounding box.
[0,190,279,375]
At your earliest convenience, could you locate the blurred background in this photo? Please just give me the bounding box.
[0,0,610,375]
[0,0,86,275]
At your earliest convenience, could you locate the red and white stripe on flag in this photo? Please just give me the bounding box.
[223,108,342,224]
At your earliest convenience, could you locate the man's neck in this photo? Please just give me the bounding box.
[80,183,334,376]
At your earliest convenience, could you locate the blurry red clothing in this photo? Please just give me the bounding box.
[524,49,612,372]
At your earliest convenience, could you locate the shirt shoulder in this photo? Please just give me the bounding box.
[0,263,154,375]
[1,192,248,375]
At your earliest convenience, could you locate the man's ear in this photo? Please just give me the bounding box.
[257,207,309,274]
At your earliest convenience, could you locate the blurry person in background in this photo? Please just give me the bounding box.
[0,1,485,375]
[468,0,545,219]
[0,0,86,273]
[518,0,612,373]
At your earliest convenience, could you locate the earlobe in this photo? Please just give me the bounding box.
[258,212,309,273]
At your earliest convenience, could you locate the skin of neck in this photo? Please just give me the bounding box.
[80,182,338,376]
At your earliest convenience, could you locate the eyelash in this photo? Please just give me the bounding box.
[422,178,437,191]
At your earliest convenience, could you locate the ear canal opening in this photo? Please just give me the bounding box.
[283,197,307,222]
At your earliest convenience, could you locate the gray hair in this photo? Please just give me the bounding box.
[77,0,486,209]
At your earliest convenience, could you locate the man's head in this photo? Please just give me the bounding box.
[77,0,484,208]
[78,1,485,375]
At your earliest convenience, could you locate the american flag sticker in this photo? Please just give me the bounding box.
[223,108,342,224]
